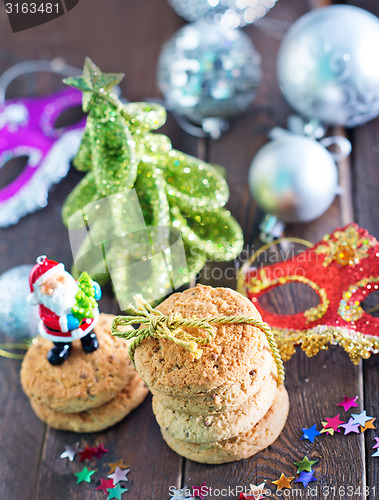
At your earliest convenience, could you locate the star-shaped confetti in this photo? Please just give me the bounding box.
[300,425,321,443]
[248,482,266,499]
[169,487,193,499]
[323,415,345,432]
[74,466,96,484]
[295,471,317,488]
[64,58,124,112]
[92,444,109,459]
[79,445,95,462]
[60,443,81,461]
[97,478,115,494]
[294,456,317,473]
[361,418,376,433]
[192,481,209,499]
[337,395,359,412]
[351,411,374,427]
[239,494,263,500]
[372,449,379,458]
[320,422,337,436]
[340,418,360,435]
[107,460,129,474]
[373,437,379,449]
[107,483,128,500]
[272,473,294,491]
[108,467,130,485]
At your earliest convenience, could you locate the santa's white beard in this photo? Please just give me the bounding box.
[36,272,78,316]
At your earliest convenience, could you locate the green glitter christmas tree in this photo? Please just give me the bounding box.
[72,272,97,321]
[62,58,243,307]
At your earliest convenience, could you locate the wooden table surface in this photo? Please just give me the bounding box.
[0,0,378,499]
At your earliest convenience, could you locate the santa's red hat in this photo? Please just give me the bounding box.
[28,255,65,304]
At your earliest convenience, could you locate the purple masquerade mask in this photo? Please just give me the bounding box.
[0,61,85,227]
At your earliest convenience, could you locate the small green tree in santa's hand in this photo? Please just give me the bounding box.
[71,272,97,322]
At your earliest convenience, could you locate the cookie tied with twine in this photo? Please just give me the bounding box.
[111,294,285,387]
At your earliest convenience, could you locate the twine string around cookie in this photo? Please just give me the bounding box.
[112,295,285,386]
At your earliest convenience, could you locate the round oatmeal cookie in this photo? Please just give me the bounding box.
[161,384,289,464]
[134,285,277,396]
[152,373,277,443]
[30,375,149,432]
[150,345,276,414]
[21,314,135,413]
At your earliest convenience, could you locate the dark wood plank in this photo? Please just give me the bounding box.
[35,394,183,500]
[342,1,379,493]
[0,354,46,500]
[184,0,366,497]
[0,1,191,499]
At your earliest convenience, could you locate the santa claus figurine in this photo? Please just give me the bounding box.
[28,255,102,365]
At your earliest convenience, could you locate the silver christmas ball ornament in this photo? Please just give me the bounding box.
[157,20,261,125]
[0,265,39,339]
[277,5,379,127]
[249,135,339,223]
[167,0,279,28]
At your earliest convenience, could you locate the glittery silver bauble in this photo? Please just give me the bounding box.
[277,5,379,127]
[157,20,261,124]
[0,265,39,339]
[167,0,278,28]
[248,135,339,223]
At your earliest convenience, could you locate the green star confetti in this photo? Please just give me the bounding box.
[294,456,317,473]
[74,466,96,484]
[62,58,243,306]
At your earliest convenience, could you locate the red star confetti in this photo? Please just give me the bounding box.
[361,418,376,433]
[192,481,209,499]
[92,444,109,459]
[239,494,263,500]
[337,395,358,412]
[340,418,360,435]
[79,445,95,462]
[321,414,345,435]
[373,437,379,449]
[272,474,294,491]
[96,478,114,494]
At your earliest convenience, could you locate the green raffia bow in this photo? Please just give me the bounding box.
[112,295,285,387]
[0,341,34,360]
[61,58,243,306]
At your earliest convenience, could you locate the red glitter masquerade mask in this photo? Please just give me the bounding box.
[238,223,379,363]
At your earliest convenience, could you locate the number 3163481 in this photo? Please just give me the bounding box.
[5,3,60,14]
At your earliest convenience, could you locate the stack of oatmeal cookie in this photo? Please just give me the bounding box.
[134,285,289,464]
[21,314,148,433]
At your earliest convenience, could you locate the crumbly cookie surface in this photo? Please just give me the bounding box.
[21,314,135,413]
[30,375,148,432]
[150,345,276,414]
[161,385,289,464]
[152,373,277,443]
[134,285,273,395]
